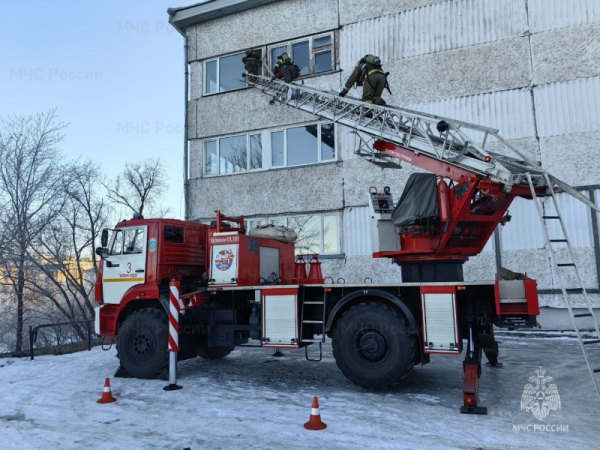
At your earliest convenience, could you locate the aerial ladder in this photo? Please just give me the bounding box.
[245,73,600,397]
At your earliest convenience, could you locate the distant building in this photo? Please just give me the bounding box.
[169,0,600,313]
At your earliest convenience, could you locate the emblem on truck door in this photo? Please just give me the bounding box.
[215,249,235,271]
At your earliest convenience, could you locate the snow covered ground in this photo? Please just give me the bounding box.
[1,335,599,450]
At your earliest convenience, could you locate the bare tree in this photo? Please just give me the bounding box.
[0,110,68,352]
[103,158,169,217]
[25,160,109,340]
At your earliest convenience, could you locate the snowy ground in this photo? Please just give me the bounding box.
[1,335,599,450]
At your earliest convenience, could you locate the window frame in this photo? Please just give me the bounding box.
[202,122,335,177]
[245,213,340,256]
[267,32,334,77]
[270,122,336,168]
[204,132,263,176]
[203,51,247,95]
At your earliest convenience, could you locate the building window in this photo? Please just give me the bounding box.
[246,213,339,255]
[205,134,263,175]
[268,32,334,76]
[271,122,335,168]
[205,52,247,94]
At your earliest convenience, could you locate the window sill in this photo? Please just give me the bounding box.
[201,70,341,98]
[203,159,340,178]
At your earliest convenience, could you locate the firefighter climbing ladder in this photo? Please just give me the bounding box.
[526,173,600,397]
[245,74,600,396]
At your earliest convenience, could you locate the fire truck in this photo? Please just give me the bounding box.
[95,76,600,413]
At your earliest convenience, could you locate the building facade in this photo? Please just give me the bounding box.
[169,0,600,314]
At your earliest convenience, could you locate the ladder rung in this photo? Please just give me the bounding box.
[583,339,600,345]
[542,215,560,219]
[594,368,600,374]
[557,263,575,267]
[550,239,567,243]
[303,320,324,324]
[304,301,324,305]
[574,313,592,318]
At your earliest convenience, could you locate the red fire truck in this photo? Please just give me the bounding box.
[95,78,600,413]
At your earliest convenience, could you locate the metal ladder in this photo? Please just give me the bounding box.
[246,74,548,185]
[526,172,600,397]
[299,290,328,362]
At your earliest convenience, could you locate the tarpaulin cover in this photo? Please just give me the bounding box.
[391,173,439,226]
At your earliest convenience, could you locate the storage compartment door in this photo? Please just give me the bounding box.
[210,244,239,284]
[262,288,298,348]
[421,286,460,354]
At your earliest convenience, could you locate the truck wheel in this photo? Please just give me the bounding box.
[332,302,417,389]
[116,308,168,379]
[196,345,232,360]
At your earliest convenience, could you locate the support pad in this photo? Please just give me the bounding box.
[163,383,183,391]
[460,405,488,415]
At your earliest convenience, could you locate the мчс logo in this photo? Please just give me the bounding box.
[215,249,235,271]
[520,367,561,421]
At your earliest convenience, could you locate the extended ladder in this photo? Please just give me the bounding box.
[245,74,596,210]
[526,173,600,396]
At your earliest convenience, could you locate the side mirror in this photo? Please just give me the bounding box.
[95,247,109,259]
[101,229,108,248]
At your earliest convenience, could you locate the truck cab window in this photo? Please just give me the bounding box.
[110,230,124,256]
[124,229,144,254]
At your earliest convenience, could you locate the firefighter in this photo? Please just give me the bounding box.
[274,53,300,83]
[339,54,390,105]
[242,49,262,76]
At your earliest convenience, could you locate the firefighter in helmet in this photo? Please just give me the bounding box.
[242,49,262,76]
[339,54,390,105]
[274,53,300,83]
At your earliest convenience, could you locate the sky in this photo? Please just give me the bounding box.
[1,1,193,219]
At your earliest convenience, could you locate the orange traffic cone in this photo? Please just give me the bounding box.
[97,378,117,404]
[304,396,327,430]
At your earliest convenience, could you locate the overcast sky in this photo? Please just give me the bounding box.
[1,1,193,219]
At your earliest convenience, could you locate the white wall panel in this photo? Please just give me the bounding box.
[534,77,600,137]
[409,89,535,141]
[343,206,372,256]
[500,197,545,250]
[340,0,527,70]
[528,0,600,33]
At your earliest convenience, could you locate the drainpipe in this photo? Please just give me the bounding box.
[182,35,189,220]
[168,10,189,220]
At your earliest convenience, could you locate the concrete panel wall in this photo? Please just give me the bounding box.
[187,162,344,220]
[339,0,446,26]
[190,0,339,61]
[531,24,600,86]
[385,38,531,105]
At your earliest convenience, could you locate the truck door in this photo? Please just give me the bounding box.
[102,226,147,304]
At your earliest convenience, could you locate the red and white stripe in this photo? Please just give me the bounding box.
[168,281,180,352]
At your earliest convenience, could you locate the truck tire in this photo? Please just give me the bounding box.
[116,308,169,379]
[196,345,232,360]
[332,302,417,389]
